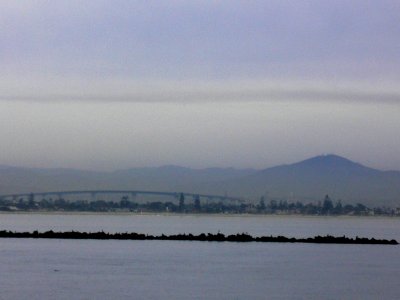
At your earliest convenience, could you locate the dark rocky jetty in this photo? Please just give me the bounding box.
[0,230,397,245]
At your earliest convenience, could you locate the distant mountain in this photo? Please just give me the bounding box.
[220,154,400,207]
[0,164,255,195]
[108,165,255,192]
[0,155,399,207]
[0,166,107,194]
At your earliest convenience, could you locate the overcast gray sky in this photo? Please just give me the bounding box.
[1,1,400,170]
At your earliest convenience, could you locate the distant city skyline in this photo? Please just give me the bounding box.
[0,1,399,171]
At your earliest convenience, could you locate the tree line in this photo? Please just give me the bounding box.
[0,194,398,216]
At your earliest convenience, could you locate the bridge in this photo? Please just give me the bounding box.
[0,190,244,203]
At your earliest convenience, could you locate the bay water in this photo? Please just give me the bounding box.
[0,213,399,299]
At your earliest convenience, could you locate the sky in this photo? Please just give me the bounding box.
[0,1,400,171]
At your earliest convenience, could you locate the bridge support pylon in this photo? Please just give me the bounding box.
[131,192,137,201]
[91,192,97,201]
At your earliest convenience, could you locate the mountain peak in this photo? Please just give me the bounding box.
[287,154,378,174]
[300,154,355,165]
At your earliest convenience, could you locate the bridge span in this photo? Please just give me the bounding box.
[0,190,244,203]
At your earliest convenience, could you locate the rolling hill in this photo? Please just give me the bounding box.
[221,155,400,206]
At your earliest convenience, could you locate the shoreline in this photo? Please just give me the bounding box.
[0,210,398,219]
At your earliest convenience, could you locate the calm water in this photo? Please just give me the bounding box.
[0,213,399,299]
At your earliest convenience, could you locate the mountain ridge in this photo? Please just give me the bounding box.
[0,155,399,207]
[0,155,396,174]
[220,155,400,206]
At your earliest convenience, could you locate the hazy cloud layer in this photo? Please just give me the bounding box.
[1,1,400,81]
[1,1,399,171]
[1,100,399,171]
[1,78,400,104]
